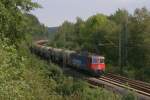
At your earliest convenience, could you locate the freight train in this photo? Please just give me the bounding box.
[30,40,106,76]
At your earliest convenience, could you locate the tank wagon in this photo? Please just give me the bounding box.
[30,40,105,76]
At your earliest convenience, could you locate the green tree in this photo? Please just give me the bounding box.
[25,13,49,40]
[0,0,39,44]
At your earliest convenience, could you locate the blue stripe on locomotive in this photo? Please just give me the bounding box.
[70,53,89,70]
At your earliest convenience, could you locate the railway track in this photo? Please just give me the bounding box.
[105,73,150,96]
[87,73,150,100]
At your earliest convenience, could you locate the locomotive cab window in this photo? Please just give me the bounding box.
[100,58,104,64]
[92,57,100,64]
[92,56,105,64]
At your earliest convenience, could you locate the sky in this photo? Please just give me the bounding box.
[31,0,150,27]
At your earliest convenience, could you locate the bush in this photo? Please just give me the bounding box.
[56,78,86,96]
[122,92,137,100]
[0,39,25,98]
[47,63,63,81]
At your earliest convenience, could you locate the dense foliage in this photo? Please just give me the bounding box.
[51,8,150,82]
[25,13,49,40]
[0,0,129,99]
[0,0,40,44]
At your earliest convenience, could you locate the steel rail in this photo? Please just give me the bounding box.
[98,77,150,97]
[100,76,150,97]
[106,73,150,90]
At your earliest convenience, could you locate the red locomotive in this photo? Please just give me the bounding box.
[31,40,105,76]
[69,53,105,76]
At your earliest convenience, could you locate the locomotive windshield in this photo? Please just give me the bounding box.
[92,57,99,64]
[92,56,104,64]
[100,58,104,63]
